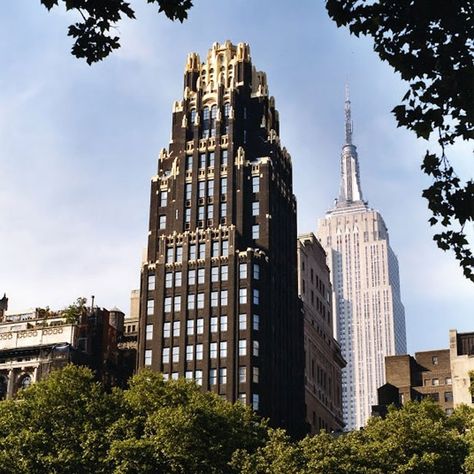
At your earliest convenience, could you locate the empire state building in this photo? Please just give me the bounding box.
[317,89,406,430]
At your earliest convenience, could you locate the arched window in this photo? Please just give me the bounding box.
[201,107,210,139]
[223,103,231,135]
[210,105,217,137]
[19,374,32,390]
[0,376,7,400]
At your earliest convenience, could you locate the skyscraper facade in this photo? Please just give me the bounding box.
[137,41,305,437]
[317,90,406,430]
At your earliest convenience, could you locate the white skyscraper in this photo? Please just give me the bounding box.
[317,88,406,430]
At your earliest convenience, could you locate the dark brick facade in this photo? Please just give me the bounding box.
[137,42,305,437]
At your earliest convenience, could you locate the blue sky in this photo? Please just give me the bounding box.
[0,1,472,353]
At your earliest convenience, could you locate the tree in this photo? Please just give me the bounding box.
[40,0,194,64]
[0,366,268,474]
[62,296,88,323]
[326,0,474,282]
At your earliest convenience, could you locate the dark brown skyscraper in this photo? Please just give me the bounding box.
[138,41,305,436]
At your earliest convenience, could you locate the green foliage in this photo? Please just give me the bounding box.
[326,0,474,282]
[40,0,193,65]
[62,296,87,323]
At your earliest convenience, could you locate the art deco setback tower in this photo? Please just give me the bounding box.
[317,89,406,430]
[138,42,305,437]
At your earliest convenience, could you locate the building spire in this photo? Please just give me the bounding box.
[344,83,353,145]
[336,84,365,208]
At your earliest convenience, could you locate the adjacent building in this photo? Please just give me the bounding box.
[137,41,305,436]
[450,329,474,407]
[373,349,453,417]
[0,297,127,399]
[298,233,345,433]
[317,89,407,430]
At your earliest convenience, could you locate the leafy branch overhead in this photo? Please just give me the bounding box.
[40,0,193,64]
[326,0,474,281]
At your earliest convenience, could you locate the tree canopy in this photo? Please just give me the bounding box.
[40,0,193,65]
[326,0,474,282]
[1,366,474,473]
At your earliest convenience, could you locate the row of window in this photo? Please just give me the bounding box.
[424,377,452,386]
[145,313,260,340]
[163,240,229,264]
[185,150,228,170]
[157,339,259,364]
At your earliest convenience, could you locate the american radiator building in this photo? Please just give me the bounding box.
[138,42,305,437]
[317,91,406,430]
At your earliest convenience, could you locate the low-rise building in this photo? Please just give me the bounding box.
[0,297,126,399]
[450,329,474,407]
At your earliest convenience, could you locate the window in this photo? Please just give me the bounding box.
[221,177,227,195]
[444,391,453,402]
[253,289,260,305]
[221,149,228,165]
[207,205,213,220]
[148,274,156,291]
[198,181,205,198]
[174,296,181,312]
[239,314,247,330]
[190,109,196,125]
[145,350,152,365]
[188,269,196,285]
[446,377,452,385]
[175,271,182,287]
[199,154,206,169]
[210,106,217,137]
[252,176,260,193]
[432,378,440,386]
[145,324,153,340]
[159,215,166,229]
[173,321,180,337]
[197,268,205,284]
[211,291,219,307]
[210,342,218,359]
[253,340,259,357]
[238,393,247,404]
[198,206,205,220]
[211,317,218,333]
[196,344,203,360]
[221,265,228,281]
[186,319,195,335]
[220,341,227,358]
[239,288,247,304]
[188,294,195,310]
[220,315,228,332]
[210,368,217,385]
[252,393,259,411]
[239,366,246,383]
[166,247,174,263]
[163,322,171,338]
[162,374,169,381]
[162,348,169,364]
[252,224,259,240]
[253,367,259,383]
[196,318,204,334]
[207,179,214,197]
[147,299,155,315]
[186,345,193,361]
[252,201,259,216]
[160,191,168,207]
[212,241,219,257]
[165,273,173,288]
[185,371,193,380]
[239,263,247,279]
[189,244,197,260]
[185,183,192,199]
[176,247,183,263]
[219,368,227,385]
[195,370,203,386]
[185,208,191,223]
[211,267,219,282]
[209,152,215,167]
[239,339,247,356]
[253,314,260,331]
[197,293,205,309]
[198,243,206,259]
[172,347,179,363]
[220,202,227,218]
[186,156,193,171]
[253,264,260,280]
[221,290,228,306]
[222,240,229,256]
[432,356,439,365]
